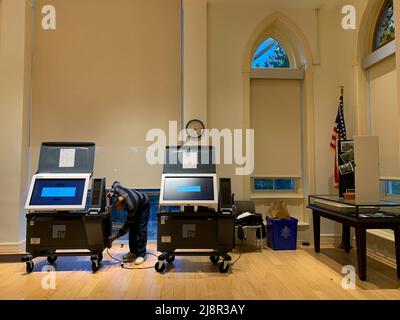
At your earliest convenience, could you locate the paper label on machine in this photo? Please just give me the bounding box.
[59,149,76,168]
[52,225,67,240]
[182,152,198,169]
[161,236,172,243]
[183,224,196,238]
[30,238,41,245]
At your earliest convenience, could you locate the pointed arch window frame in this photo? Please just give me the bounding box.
[250,36,304,80]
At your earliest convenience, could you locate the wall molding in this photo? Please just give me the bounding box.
[0,240,26,253]
[362,40,396,69]
[320,234,341,245]
[250,68,304,80]
[365,230,397,269]
[319,233,397,269]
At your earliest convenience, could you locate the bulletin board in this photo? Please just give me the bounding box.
[338,140,355,197]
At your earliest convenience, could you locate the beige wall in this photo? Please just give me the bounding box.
[368,55,399,179]
[0,0,32,248]
[31,0,181,188]
[183,0,208,128]
[1,0,399,246]
[207,0,360,235]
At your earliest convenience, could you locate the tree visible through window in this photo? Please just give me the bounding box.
[373,0,395,50]
[386,181,400,196]
[252,37,290,68]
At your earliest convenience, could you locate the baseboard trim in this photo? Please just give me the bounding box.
[315,233,397,269]
[320,234,341,245]
[0,240,26,254]
[365,231,397,269]
[366,247,397,269]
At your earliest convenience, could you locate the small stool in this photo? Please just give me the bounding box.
[235,225,263,252]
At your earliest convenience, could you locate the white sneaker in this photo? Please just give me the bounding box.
[134,256,145,265]
[122,252,136,262]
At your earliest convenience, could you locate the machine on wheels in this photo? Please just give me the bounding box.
[22,142,112,273]
[155,146,235,274]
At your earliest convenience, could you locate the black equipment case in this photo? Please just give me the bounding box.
[22,143,112,273]
[155,146,234,274]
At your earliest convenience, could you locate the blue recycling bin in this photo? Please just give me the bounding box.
[266,217,298,250]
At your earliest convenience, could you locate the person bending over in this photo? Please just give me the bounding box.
[107,181,150,265]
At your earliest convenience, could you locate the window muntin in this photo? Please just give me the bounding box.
[253,178,295,191]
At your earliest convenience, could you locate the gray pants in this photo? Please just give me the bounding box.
[128,200,150,257]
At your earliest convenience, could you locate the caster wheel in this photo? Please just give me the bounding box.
[210,255,220,264]
[218,260,230,273]
[166,255,175,264]
[98,253,103,263]
[91,260,100,273]
[47,256,57,264]
[26,261,34,273]
[154,261,166,273]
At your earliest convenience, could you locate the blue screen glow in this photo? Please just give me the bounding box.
[41,187,77,198]
[176,185,201,193]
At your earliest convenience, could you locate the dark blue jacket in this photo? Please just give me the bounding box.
[110,181,149,238]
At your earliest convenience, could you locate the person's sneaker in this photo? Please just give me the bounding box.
[122,252,136,262]
[134,256,145,265]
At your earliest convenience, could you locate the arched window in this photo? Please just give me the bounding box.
[252,37,290,68]
[373,0,395,51]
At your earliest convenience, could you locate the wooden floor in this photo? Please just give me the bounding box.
[1,242,400,300]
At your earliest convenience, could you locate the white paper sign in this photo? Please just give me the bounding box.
[59,149,76,168]
[182,152,198,169]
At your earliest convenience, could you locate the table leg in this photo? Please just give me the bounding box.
[355,226,367,281]
[313,213,320,253]
[394,228,400,279]
[342,224,351,253]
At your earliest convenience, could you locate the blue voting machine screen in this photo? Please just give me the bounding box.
[30,179,86,206]
[163,177,214,201]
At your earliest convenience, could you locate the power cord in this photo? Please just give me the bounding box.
[230,239,243,268]
[106,248,159,270]
[107,235,245,271]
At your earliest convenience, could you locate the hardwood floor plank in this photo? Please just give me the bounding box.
[1,243,400,300]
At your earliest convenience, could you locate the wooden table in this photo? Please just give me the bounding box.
[308,198,400,281]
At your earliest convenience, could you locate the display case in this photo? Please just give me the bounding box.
[308,195,400,281]
[308,195,400,220]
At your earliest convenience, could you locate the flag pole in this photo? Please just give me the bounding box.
[339,85,344,96]
[338,85,350,250]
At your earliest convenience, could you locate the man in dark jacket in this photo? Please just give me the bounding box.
[107,181,150,265]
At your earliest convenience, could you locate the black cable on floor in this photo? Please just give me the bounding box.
[106,248,159,270]
[230,239,243,268]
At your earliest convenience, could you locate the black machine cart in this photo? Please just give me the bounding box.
[156,211,234,273]
[22,143,112,273]
[155,146,235,273]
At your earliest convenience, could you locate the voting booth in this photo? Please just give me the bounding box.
[22,143,112,273]
[155,146,235,273]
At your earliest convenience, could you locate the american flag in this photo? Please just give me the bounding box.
[330,93,346,186]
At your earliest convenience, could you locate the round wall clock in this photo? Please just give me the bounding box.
[185,119,205,139]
